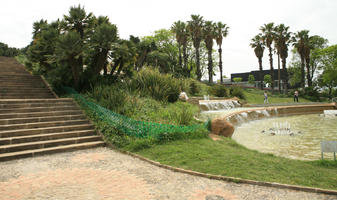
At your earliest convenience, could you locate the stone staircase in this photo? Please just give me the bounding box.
[0,57,104,161]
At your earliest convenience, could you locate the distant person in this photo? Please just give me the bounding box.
[294,90,299,102]
[264,91,269,104]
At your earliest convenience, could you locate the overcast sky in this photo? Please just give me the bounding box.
[1,0,337,78]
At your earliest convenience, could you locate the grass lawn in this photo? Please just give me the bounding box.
[133,137,337,190]
[242,88,312,104]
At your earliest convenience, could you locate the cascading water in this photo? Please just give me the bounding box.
[199,99,241,111]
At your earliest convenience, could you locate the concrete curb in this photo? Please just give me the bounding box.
[40,75,59,98]
[103,142,337,196]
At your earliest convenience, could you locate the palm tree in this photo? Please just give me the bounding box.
[215,22,229,83]
[203,21,216,83]
[250,34,265,90]
[62,5,94,39]
[171,21,184,72]
[188,14,204,80]
[260,23,275,91]
[293,30,310,89]
[274,24,292,93]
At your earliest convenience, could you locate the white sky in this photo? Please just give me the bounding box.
[1,0,337,78]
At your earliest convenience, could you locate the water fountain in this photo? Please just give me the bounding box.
[199,99,241,111]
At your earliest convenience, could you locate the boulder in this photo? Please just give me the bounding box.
[179,92,189,102]
[211,118,235,137]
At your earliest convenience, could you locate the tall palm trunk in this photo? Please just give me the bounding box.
[268,46,274,91]
[178,45,182,71]
[218,48,223,83]
[182,44,189,77]
[277,53,281,92]
[196,46,201,80]
[305,58,312,87]
[258,57,263,90]
[281,57,288,94]
[208,48,213,83]
[300,56,305,89]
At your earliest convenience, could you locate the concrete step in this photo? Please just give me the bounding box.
[0,105,79,114]
[0,86,48,90]
[0,141,105,161]
[0,124,94,137]
[0,114,85,125]
[0,98,73,104]
[0,119,90,131]
[0,135,101,154]
[0,129,95,145]
[0,94,55,99]
[0,110,83,119]
[0,102,76,109]
[0,89,51,94]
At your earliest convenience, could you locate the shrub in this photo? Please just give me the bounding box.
[211,84,228,97]
[229,86,246,99]
[133,68,180,102]
[233,77,242,83]
[303,86,321,101]
[87,84,128,114]
[189,79,200,96]
[248,74,255,85]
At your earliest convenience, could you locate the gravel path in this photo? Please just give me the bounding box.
[0,147,336,200]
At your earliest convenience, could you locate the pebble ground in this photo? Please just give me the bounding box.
[0,147,336,200]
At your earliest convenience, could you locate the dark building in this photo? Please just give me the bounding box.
[231,69,288,89]
[231,69,287,82]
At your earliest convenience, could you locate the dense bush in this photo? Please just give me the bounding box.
[132,68,180,102]
[87,84,128,115]
[303,86,321,102]
[189,79,201,96]
[211,84,228,97]
[229,86,246,99]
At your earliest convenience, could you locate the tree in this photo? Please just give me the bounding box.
[215,22,229,83]
[0,42,20,57]
[171,21,184,71]
[293,30,310,88]
[203,21,216,83]
[55,31,84,90]
[274,24,292,93]
[188,14,204,80]
[233,77,242,83]
[250,34,265,89]
[260,23,275,91]
[309,35,328,82]
[88,21,118,76]
[317,45,337,98]
[62,5,94,39]
[264,74,272,87]
[248,74,255,85]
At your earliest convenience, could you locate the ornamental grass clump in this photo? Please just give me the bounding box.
[133,68,180,102]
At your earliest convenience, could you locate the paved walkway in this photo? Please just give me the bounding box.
[0,147,336,200]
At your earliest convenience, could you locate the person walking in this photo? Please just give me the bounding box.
[264,91,269,104]
[294,90,299,102]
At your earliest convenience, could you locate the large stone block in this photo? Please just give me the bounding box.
[211,118,234,137]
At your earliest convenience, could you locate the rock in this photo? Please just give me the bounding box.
[211,118,234,137]
[179,92,189,102]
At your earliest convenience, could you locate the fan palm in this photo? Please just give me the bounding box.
[215,22,229,83]
[293,30,310,88]
[203,21,216,83]
[250,34,265,89]
[274,24,292,93]
[260,23,275,90]
[188,14,204,80]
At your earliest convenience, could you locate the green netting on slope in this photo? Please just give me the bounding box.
[64,87,207,138]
